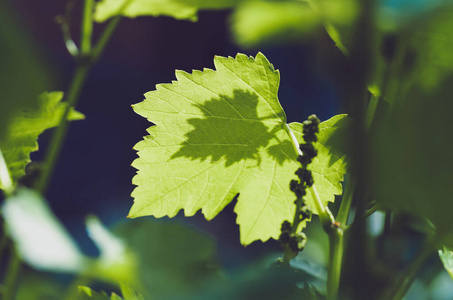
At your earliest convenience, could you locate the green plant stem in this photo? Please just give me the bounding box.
[309,185,333,229]
[60,0,79,57]
[386,242,433,300]
[37,14,121,194]
[290,196,303,235]
[2,246,21,300]
[80,0,94,55]
[327,227,344,300]
[92,16,121,63]
[365,94,379,129]
[36,63,90,194]
[336,178,355,226]
[344,203,382,232]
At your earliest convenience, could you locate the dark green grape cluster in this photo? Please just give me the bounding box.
[279,220,307,253]
[279,115,320,257]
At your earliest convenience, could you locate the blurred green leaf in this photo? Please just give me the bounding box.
[2,188,87,272]
[184,254,325,300]
[439,247,453,280]
[2,188,137,286]
[85,216,138,286]
[372,74,453,247]
[230,0,357,49]
[409,6,453,90]
[78,286,119,300]
[16,273,64,300]
[94,0,198,22]
[173,0,243,9]
[114,219,220,299]
[94,0,242,22]
[78,284,144,300]
[231,1,320,47]
[118,283,145,300]
[0,2,52,142]
[0,92,84,190]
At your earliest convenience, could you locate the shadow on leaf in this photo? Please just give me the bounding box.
[171,89,284,167]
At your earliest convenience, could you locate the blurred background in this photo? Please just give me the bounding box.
[3,0,453,299]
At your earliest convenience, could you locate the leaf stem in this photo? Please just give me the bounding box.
[336,178,355,226]
[92,16,121,63]
[80,0,94,55]
[59,0,79,57]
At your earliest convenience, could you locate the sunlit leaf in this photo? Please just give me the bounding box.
[130,52,348,245]
[0,91,84,190]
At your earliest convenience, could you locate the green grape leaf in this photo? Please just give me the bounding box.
[0,91,84,190]
[130,53,348,245]
[439,247,453,280]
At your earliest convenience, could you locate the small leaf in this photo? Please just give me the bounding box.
[0,91,84,190]
[130,53,348,245]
